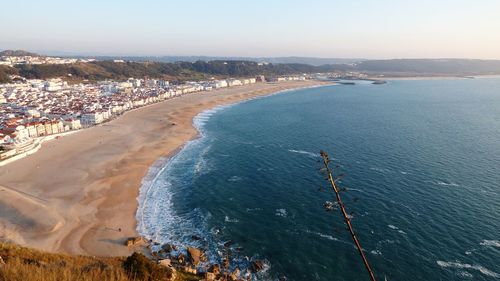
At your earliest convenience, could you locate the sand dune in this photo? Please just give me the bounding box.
[0,81,329,256]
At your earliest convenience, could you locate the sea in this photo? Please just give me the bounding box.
[137,78,500,281]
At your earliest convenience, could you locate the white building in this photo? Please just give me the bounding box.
[81,112,104,125]
[227,79,243,87]
[214,80,228,88]
[63,119,82,130]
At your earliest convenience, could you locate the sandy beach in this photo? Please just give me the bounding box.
[0,80,329,256]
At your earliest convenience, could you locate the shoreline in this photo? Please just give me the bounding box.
[0,80,332,256]
[136,83,328,242]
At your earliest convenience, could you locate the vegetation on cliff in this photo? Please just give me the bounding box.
[0,242,187,281]
[9,60,317,82]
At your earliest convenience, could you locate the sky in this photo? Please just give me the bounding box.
[1,0,500,59]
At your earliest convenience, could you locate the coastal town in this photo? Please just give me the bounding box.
[0,53,310,162]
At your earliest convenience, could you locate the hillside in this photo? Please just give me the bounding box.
[352,59,500,76]
[0,65,18,83]
[0,50,41,57]
[76,55,365,66]
[0,242,196,281]
[2,50,500,83]
[11,60,318,82]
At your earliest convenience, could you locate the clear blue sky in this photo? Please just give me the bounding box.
[1,0,500,59]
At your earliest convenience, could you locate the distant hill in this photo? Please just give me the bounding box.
[2,50,500,83]
[352,59,500,76]
[73,55,364,66]
[0,49,41,57]
[10,60,319,82]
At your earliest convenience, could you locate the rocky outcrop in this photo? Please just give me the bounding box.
[250,260,265,273]
[125,236,146,247]
[205,271,216,280]
[186,247,205,266]
[159,259,171,267]
[230,268,241,280]
[207,263,220,275]
[183,266,197,274]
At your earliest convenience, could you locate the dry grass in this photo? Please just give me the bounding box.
[0,242,180,281]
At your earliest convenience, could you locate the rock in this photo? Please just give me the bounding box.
[175,253,187,265]
[159,243,174,255]
[230,268,240,280]
[125,238,134,247]
[0,255,5,266]
[207,263,220,275]
[134,236,146,245]
[186,247,204,266]
[169,268,177,281]
[191,235,202,241]
[161,243,173,251]
[183,266,197,275]
[205,272,216,281]
[159,259,172,267]
[125,236,146,247]
[250,260,265,273]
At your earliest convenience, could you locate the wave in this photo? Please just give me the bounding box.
[304,229,339,242]
[480,240,500,248]
[288,149,319,158]
[246,208,263,212]
[388,224,407,235]
[435,180,460,187]
[224,215,239,223]
[275,208,288,217]
[370,167,391,173]
[370,250,382,255]
[457,271,474,278]
[227,175,243,182]
[136,101,235,258]
[437,261,500,278]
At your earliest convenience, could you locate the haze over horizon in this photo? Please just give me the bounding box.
[1,0,500,60]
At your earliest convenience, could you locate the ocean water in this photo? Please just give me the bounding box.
[137,78,500,281]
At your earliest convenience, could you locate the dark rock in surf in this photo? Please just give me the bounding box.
[250,260,265,273]
[207,263,220,275]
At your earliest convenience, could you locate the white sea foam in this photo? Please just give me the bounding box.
[370,167,390,173]
[288,149,319,158]
[227,175,243,182]
[136,101,234,251]
[304,229,339,241]
[224,216,239,223]
[480,240,500,248]
[275,208,288,217]
[246,208,263,212]
[436,180,460,187]
[458,271,474,278]
[437,261,500,278]
[370,250,382,255]
[388,224,407,235]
